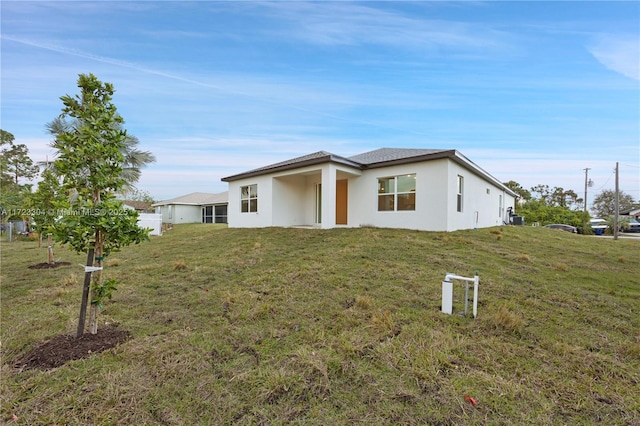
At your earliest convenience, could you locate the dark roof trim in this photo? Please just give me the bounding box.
[221,151,361,182]
[221,148,517,197]
[448,151,517,197]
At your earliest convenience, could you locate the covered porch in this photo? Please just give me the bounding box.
[271,164,361,229]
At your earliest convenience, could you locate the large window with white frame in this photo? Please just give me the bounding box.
[241,184,258,213]
[378,174,416,211]
[456,175,464,212]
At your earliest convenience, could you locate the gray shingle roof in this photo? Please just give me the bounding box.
[349,148,455,166]
[152,191,228,206]
[348,148,450,165]
[222,151,361,182]
[223,148,455,182]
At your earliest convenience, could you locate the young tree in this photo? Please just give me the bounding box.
[28,168,65,263]
[50,73,152,336]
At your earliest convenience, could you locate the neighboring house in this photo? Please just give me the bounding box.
[152,192,228,224]
[620,208,640,221]
[122,200,154,213]
[221,148,517,232]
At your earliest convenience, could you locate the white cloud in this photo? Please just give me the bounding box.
[252,1,509,54]
[589,35,640,81]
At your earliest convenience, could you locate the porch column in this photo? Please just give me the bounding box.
[320,164,336,229]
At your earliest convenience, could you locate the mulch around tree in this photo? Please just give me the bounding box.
[28,261,71,269]
[14,326,131,371]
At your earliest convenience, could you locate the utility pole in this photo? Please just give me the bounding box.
[614,162,619,240]
[583,168,591,232]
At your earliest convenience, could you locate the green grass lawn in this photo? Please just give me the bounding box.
[1,224,639,425]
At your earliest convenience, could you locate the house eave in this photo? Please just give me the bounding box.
[449,151,518,197]
[221,154,362,182]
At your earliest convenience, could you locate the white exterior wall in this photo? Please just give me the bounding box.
[272,174,308,226]
[155,205,202,224]
[174,205,201,224]
[227,174,274,228]
[446,161,515,231]
[349,160,450,231]
[226,158,514,231]
[227,164,361,228]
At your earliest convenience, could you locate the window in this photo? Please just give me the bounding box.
[168,205,172,219]
[456,175,464,212]
[378,174,416,211]
[215,205,227,223]
[202,206,213,223]
[498,194,503,218]
[241,184,258,213]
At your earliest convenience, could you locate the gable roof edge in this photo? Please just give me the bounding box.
[221,152,362,182]
[450,151,518,197]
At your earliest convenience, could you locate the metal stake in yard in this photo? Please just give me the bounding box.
[441,272,479,318]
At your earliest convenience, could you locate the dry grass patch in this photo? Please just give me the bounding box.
[517,253,532,263]
[371,309,396,336]
[552,262,570,271]
[105,258,120,267]
[354,295,373,310]
[173,261,187,270]
[487,305,524,333]
[60,272,79,287]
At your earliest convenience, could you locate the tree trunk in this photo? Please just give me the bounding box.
[89,304,98,334]
[77,248,95,338]
[47,234,54,264]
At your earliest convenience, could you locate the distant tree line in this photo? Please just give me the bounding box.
[503,180,637,233]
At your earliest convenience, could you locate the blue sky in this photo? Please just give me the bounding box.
[2,1,639,203]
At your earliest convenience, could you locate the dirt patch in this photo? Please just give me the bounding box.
[14,326,131,371]
[28,261,71,269]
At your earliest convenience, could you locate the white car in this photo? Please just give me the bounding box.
[590,218,608,235]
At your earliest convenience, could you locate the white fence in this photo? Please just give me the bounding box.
[138,213,163,236]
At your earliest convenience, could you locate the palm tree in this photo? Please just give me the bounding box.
[46,117,156,189]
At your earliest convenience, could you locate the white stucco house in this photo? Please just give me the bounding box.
[152,192,228,224]
[221,148,517,232]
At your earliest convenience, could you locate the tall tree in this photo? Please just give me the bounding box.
[1,130,17,188]
[592,189,635,218]
[2,143,39,185]
[503,180,531,208]
[530,184,551,202]
[50,73,152,336]
[1,130,39,223]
